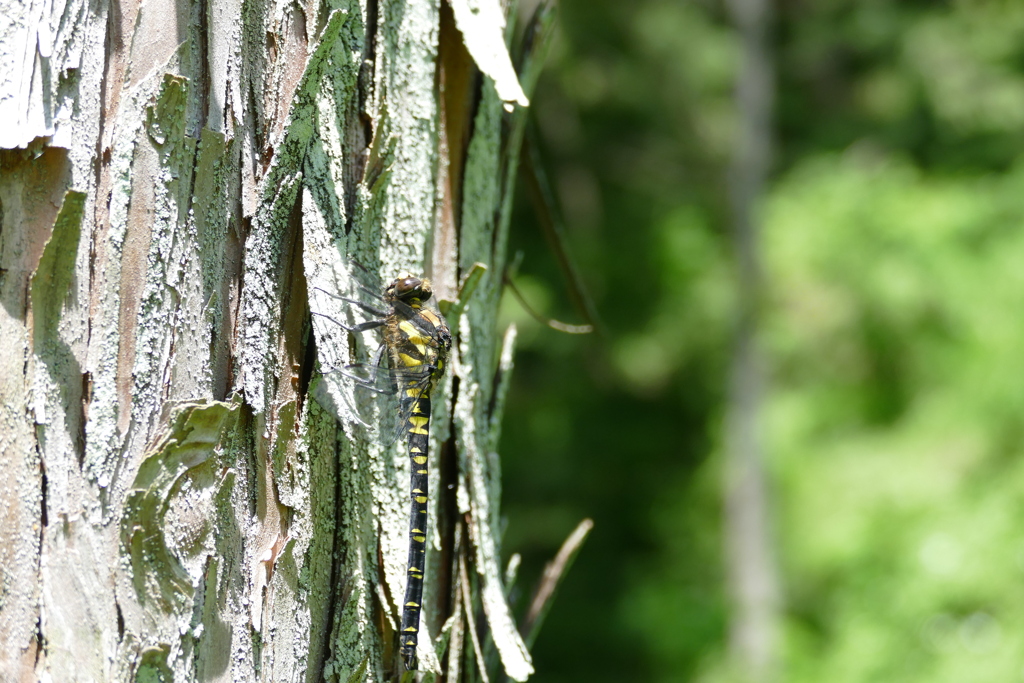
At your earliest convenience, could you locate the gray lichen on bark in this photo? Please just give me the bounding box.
[0,0,541,680]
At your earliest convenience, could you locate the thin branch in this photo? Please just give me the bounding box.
[520,126,604,337]
[503,273,593,335]
[460,550,491,683]
[521,518,594,647]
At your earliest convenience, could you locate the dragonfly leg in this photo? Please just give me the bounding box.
[311,310,385,334]
[312,285,388,318]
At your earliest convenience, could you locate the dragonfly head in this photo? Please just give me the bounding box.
[387,274,433,306]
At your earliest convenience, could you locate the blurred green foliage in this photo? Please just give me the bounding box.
[500,1,1024,682]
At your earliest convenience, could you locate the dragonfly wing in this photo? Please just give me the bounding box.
[322,361,434,448]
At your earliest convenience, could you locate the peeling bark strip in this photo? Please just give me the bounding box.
[0,0,547,680]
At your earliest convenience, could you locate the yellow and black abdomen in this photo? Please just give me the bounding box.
[398,388,433,668]
[384,279,451,671]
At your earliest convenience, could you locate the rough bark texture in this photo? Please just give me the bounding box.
[0,0,545,680]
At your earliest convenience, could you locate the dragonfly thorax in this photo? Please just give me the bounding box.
[382,276,452,400]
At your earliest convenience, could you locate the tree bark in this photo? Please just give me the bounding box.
[0,0,545,680]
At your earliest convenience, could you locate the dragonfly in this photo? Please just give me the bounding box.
[316,269,452,671]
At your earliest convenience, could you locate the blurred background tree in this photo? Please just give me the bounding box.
[500,1,1024,682]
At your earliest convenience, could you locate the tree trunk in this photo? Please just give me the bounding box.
[723,0,781,682]
[0,0,546,680]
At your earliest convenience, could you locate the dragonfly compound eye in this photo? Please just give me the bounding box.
[390,275,432,303]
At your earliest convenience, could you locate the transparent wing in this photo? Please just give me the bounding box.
[318,358,435,448]
[309,260,445,446]
[308,260,389,428]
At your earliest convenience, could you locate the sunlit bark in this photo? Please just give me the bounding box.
[0,0,542,680]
